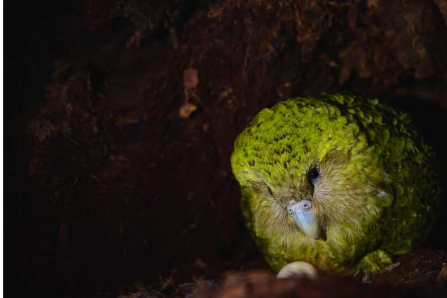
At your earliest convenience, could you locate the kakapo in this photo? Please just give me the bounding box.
[231,93,441,273]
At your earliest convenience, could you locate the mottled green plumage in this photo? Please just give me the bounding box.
[231,93,441,273]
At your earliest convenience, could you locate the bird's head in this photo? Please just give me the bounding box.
[231,96,391,244]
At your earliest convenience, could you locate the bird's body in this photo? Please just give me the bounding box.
[231,93,441,272]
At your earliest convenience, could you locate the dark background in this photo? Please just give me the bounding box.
[5,0,447,297]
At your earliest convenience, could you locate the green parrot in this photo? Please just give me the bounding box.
[231,93,441,273]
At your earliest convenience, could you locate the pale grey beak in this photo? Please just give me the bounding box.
[287,200,320,239]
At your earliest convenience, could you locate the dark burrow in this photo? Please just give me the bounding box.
[5,0,447,297]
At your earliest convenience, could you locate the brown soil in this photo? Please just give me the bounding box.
[5,0,447,297]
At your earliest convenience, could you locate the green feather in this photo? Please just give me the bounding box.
[231,93,441,272]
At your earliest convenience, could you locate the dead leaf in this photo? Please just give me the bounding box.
[183,68,199,89]
[179,102,197,118]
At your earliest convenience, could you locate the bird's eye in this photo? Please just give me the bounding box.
[308,166,320,185]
